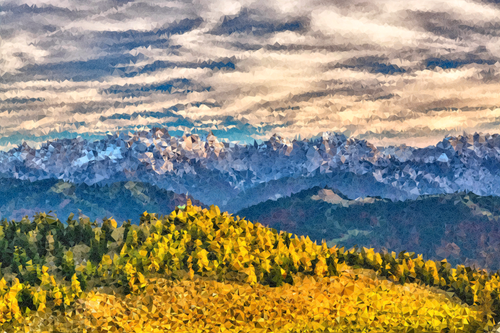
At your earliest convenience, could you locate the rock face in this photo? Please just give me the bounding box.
[1,127,500,213]
[312,189,345,205]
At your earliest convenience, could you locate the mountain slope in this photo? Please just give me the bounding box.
[0,178,207,225]
[236,186,500,272]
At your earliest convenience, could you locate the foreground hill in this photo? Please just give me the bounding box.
[0,178,207,224]
[236,186,500,273]
[0,202,498,332]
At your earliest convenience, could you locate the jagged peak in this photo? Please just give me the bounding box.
[445,131,498,143]
[206,130,220,146]
[440,131,500,152]
[267,133,290,148]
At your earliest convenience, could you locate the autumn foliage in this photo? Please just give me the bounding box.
[0,202,497,332]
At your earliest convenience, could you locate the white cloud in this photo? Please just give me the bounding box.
[311,9,430,48]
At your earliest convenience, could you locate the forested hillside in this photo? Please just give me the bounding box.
[237,186,500,273]
[0,202,497,332]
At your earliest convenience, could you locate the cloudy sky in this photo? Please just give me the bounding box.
[1,0,500,151]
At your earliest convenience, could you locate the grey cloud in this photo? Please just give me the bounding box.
[100,78,211,98]
[474,0,500,5]
[210,8,310,36]
[230,41,379,52]
[0,97,45,104]
[0,3,83,16]
[109,0,135,5]
[328,56,407,75]
[405,10,475,40]
[405,9,500,39]
[0,53,145,83]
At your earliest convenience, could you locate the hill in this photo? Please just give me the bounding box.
[0,178,207,224]
[0,202,498,332]
[236,186,500,272]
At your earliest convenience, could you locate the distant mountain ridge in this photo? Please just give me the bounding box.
[3,171,500,273]
[1,127,500,212]
[236,185,500,272]
[0,178,206,225]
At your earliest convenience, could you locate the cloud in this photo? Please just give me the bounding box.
[2,0,500,150]
[210,8,309,36]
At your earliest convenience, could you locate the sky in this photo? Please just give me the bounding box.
[1,0,500,151]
